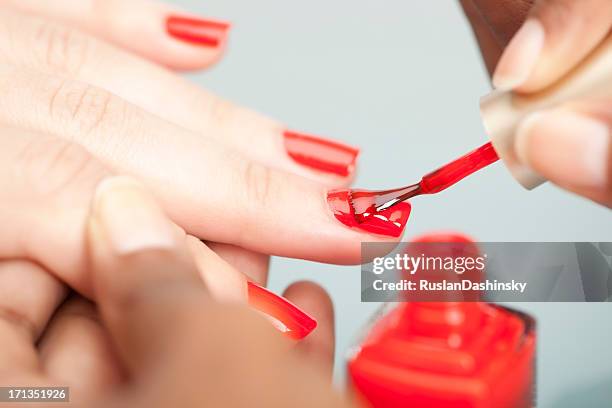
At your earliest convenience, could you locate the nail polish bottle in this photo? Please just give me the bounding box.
[347,234,536,408]
[481,33,612,189]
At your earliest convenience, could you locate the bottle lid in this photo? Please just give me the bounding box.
[480,91,546,190]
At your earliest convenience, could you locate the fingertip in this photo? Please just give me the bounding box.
[161,13,231,71]
[515,110,610,190]
[492,18,545,91]
[90,176,178,258]
[283,281,334,321]
[99,1,231,71]
[282,281,335,375]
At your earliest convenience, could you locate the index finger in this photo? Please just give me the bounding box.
[0,69,410,264]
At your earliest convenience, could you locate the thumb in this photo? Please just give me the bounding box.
[87,177,351,408]
[493,0,612,92]
[87,176,209,373]
[514,104,612,206]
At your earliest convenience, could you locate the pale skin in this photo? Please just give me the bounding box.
[0,0,378,405]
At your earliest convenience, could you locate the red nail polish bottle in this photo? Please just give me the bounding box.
[347,234,536,408]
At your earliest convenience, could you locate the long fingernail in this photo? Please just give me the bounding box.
[284,130,360,177]
[166,15,230,47]
[327,189,411,237]
[93,177,176,254]
[247,282,317,340]
[515,110,610,188]
[492,19,545,90]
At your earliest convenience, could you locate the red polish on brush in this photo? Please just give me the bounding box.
[248,282,317,340]
[328,142,499,236]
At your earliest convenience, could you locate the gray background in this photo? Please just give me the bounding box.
[174,0,612,406]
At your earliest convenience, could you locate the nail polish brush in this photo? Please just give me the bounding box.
[349,33,612,222]
[348,142,498,222]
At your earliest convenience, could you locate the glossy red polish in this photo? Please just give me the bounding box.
[284,130,360,177]
[247,281,317,340]
[166,15,230,47]
[327,189,411,237]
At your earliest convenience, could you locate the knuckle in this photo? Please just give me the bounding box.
[17,138,109,197]
[47,79,118,136]
[0,305,37,342]
[204,96,238,128]
[242,160,274,209]
[34,21,91,75]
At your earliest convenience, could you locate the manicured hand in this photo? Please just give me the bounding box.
[0,0,412,271]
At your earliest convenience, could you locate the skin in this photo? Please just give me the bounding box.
[0,177,353,407]
[462,0,612,206]
[0,1,404,271]
[0,1,360,405]
[1,1,609,406]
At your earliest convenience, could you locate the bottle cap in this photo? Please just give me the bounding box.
[480,91,546,190]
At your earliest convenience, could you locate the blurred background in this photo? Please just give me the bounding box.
[171,0,612,405]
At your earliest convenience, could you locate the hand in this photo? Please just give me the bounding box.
[0,0,409,273]
[462,0,612,206]
[0,177,347,407]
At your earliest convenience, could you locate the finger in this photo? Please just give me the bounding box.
[0,126,313,340]
[87,176,206,373]
[91,178,315,341]
[87,181,349,408]
[514,104,612,206]
[0,69,405,264]
[492,0,612,91]
[282,282,335,378]
[185,236,248,303]
[0,260,67,374]
[0,8,358,187]
[191,238,315,340]
[38,296,124,397]
[0,129,112,296]
[206,242,270,285]
[0,0,229,71]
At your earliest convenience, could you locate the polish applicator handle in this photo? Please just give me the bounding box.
[419,141,499,194]
[480,33,612,189]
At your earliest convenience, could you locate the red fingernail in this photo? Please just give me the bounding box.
[284,130,359,177]
[247,282,317,340]
[327,189,411,237]
[166,15,230,47]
